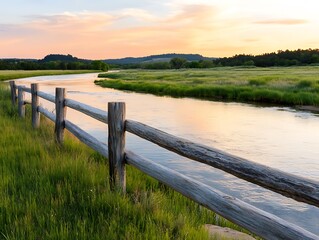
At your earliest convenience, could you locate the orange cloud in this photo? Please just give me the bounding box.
[0,5,219,59]
[1,5,316,59]
[254,19,308,25]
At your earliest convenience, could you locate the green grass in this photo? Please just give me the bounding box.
[0,70,98,81]
[0,84,252,239]
[96,66,319,106]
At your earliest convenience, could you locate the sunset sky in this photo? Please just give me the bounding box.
[1,0,319,59]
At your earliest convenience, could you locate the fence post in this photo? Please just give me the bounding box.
[18,86,25,118]
[9,81,17,106]
[31,83,40,128]
[108,102,126,193]
[55,88,66,144]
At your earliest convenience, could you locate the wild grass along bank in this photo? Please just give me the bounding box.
[96,66,319,106]
[0,70,98,81]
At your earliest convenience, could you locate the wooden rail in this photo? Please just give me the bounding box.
[65,99,108,124]
[126,120,319,207]
[9,81,319,239]
[64,119,108,158]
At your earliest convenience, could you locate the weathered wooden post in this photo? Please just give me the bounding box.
[55,88,66,144]
[17,86,25,118]
[9,81,17,105]
[108,102,126,193]
[31,83,40,128]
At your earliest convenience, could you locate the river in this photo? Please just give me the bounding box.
[15,72,319,235]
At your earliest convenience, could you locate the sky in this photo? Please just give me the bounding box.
[1,0,319,59]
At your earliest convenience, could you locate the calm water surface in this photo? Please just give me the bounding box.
[16,73,319,235]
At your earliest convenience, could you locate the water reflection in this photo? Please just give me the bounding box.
[16,73,319,235]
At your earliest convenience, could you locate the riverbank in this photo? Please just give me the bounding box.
[96,66,319,106]
[0,70,99,81]
[0,84,253,239]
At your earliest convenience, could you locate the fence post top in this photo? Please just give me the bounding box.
[31,83,39,89]
[108,102,126,107]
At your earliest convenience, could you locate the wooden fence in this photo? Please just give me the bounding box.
[9,81,319,239]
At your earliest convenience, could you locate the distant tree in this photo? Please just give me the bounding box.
[186,61,200,68]
[199,60,215,68]
[59,62,67,70]
[243,60,255,66]
[91,60,109,71]
[169,57,187,69]
[311,54,319,63]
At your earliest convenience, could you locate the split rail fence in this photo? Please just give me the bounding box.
[9,81,319,239]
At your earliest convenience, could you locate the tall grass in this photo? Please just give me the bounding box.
[96,66,319,106]
[0,70,98,81]
[0,84,250,239]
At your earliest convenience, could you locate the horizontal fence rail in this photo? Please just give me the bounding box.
[38,91,55,103]
[64,119,108,158]
[126,120,319,208]
[38,106,56,122]
[9,81,319,239]
[65,99,108,124]
[20,86,31,94]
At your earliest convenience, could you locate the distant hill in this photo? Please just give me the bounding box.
[39,54,90,63]
[104,53,215,65]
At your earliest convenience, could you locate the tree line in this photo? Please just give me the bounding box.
[113,48,319,69]
[215,48,319,67]
[2,49,319,71]
[0,60,108,71]
[0,54,109,71]
[114,58,216,70]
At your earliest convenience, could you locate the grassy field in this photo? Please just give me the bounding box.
[0,70,98,81]
[0,84,252,239]
[96,66,319,106]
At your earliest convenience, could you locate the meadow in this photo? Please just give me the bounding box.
[0,70,97,81]
[0,84,253,239]
[96,66,319,106]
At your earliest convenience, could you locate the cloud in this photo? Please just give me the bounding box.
[2,4,314,59]
[0,5,219,58]
[28,12,115,32]
[254,19,308,25]
[118,8,160,22]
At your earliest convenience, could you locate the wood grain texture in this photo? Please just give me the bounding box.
[9,81,17,105]
[55,88,66,144]
[65,98,108,124]
[38,106,56,122]
[126,120,319,207]
[125,150,319,240]
[17,86,25,118]
[108,102,126,193]
[38,91,55,103]
[65,120,108,157]
[31,84,40,128]
[21,86,31,94]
